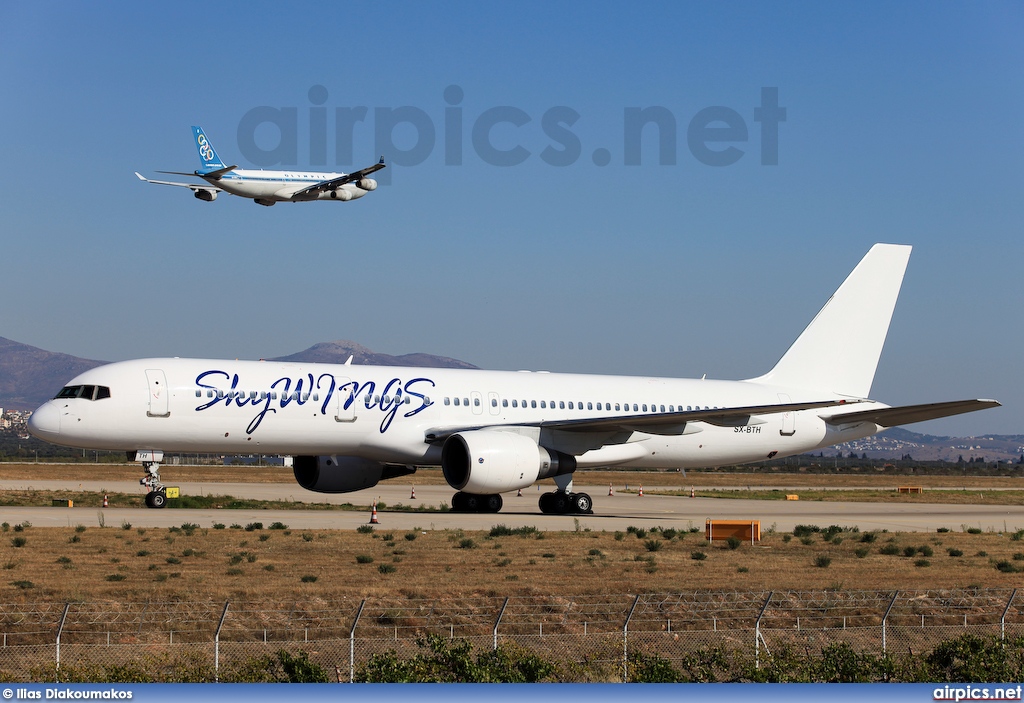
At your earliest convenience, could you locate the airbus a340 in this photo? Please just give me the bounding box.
[29,245,999,513]
[135,126,385,206]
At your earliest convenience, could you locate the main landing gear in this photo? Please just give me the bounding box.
[450,491,503,513]
[539,491,593,515]
[140,460,167,509]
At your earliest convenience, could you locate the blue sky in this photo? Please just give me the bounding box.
[1,2,1021,436]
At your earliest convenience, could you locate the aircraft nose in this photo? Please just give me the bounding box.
[28,401,60,439]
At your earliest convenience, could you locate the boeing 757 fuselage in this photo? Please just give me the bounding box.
[29,245,999,513]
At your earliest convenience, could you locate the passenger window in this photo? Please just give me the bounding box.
[501,399,507,407]
[464,397,469,406]
[531,400,537,408]
[453,397,460,406]
[475,398,481,407]
[511,400,517,408]
[559,401,565,409]
[540,401,546,409]
[195,390,201,398]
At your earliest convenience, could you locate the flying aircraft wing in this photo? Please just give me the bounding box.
[820,399,1001,428]
[135,172,224,192]
[424,398,860,444]
[291,157,387,197]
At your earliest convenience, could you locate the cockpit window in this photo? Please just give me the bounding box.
[54,385,111,401]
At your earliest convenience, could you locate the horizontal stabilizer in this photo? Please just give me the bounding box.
[821,399,1001,428]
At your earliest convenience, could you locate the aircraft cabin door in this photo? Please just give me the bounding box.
[487,392,501,416]
[145,369,170,418]
[334,378,356,422]
[778,393,796,436]
[471,391,484,416]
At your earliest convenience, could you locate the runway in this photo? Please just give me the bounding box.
[2,479,1022,533]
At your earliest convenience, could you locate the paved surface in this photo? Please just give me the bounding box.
[2,480,1022,533]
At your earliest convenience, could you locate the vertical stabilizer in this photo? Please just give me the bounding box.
[191,126,226,172]
[749,243,912,398]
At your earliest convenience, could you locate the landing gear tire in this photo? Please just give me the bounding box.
[573,492,593,514]
[539,491,593,515]
[451,491,503,513]
[145,490,167,509]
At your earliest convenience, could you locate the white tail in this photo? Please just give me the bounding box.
[749,243,912,398]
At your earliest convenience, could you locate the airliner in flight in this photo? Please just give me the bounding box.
[135,126,385,206]
[29,244,998,513]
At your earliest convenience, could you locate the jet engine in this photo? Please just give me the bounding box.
[293,455,414,493]
[329,188,353,201]
[358,178,377,191]
[193,189,218,202]
[440,431,575,494]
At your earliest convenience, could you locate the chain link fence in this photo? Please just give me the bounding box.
[1,588,1021,682]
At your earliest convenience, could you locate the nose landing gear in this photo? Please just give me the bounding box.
[133,451,168,509]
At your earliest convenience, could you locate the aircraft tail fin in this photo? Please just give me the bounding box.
[748,243,912,398]
[191,126,226,172]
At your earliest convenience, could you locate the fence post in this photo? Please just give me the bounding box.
[1001,589,1017,643]
[755,592,773,669]
[882,591,898,654]
[622,595,640,682]
[349,599,366,683]
[493,597,509,651]
[214,601,229,682]
[55,603,70,675]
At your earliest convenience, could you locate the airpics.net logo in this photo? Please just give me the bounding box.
[235,85,786,185]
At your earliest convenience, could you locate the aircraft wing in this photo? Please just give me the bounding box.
[424,398,860,444]
[291,157,387,197]
[135,172,224,192]
[820,399,1001,428]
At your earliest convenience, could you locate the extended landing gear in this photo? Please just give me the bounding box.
[450,491,503,513]
[139,460,167,509]
[539,491,593,515]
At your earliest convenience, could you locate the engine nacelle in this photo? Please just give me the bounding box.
[358,178,377,191]
[293,455,414,493]
[329,188,353,201]
[193,189,218,202]
[441,431,576,494]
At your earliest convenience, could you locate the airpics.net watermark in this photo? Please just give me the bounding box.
[235,85,786,185]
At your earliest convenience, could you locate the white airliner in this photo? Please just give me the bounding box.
[29,244,998,512]
[135,126,385,206]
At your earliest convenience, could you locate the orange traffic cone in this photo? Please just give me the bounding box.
[638,485,644,497]
[690,486,695,498]
[608,483,614,496]
[103,494,108,508]
[369,503,379,524]
[410,486,416,499]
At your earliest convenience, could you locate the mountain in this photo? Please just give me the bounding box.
[269,340,478,369]
[834,427,1024,463]
[0,337,107,410]
[0,337,477,411]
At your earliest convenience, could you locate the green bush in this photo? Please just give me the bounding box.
[726,536,741,550]
[357,634,557,682]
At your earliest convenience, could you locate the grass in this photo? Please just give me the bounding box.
[30,522,1004,600]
